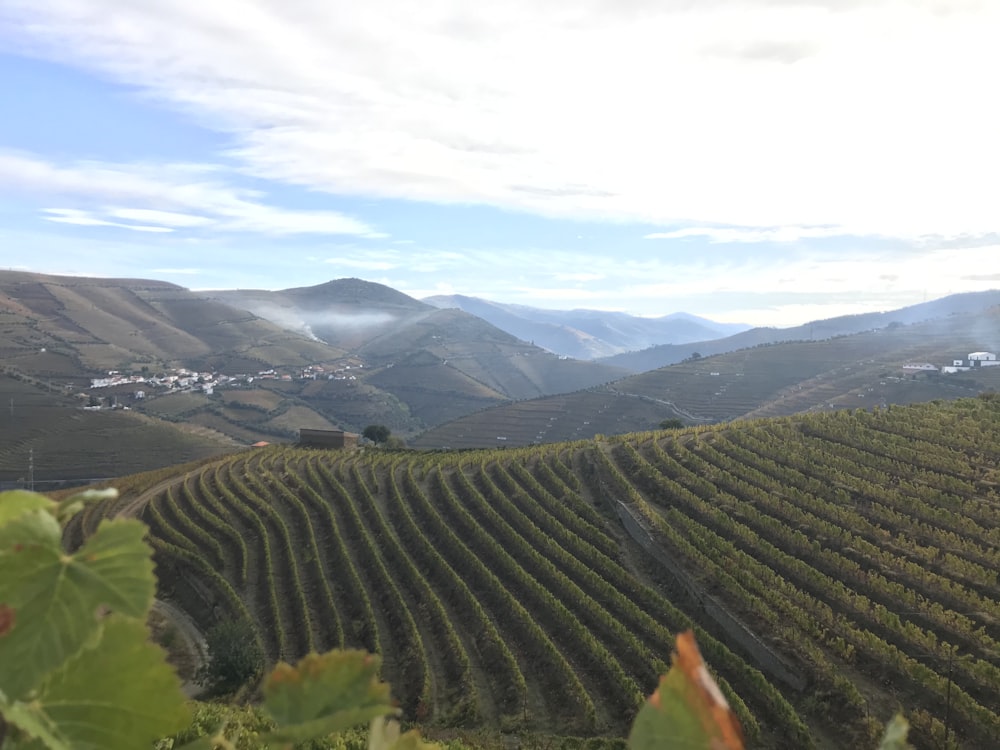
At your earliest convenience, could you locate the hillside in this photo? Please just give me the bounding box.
[412,306,1000,448]
[0,370,235,486]
[0,272,624,472]
[0,270,346,375]
[423,294,748,359]
[73,396,1000,749]
[210,279,628,419]
[600,289,1000,373]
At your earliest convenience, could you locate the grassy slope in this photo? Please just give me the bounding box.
[77,396,1000,750]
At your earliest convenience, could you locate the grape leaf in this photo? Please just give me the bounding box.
[1,702,66,750]
[0,491,55,529]
[4,616,189,750]
[628,630,744,750]
[0,508,62,551]
[0,519,154,701]
[260,650,397,745]
[55,488,117,525]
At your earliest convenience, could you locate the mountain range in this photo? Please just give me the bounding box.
[598,289,1000,371]
[2,269,999,480]
[422,294,749,359]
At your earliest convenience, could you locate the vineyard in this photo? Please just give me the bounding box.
[70,395,1000,749]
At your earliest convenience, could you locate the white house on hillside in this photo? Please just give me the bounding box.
[969,352,999,366]
[942,351,999,373]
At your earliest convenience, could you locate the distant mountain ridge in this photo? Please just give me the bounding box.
[209,280,626,401]
[413,300,1000,449]
[599,289,1000,372]
[0,272,628,479]
[422,294,750,359]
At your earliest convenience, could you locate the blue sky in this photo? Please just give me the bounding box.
[1,0,998,327]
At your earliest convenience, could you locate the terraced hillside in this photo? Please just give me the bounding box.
[0,371,235,485]
[413,307,1000,448]
[72,396,1000,749]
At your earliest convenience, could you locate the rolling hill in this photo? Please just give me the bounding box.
[423,294,749,359]
[0,272,625,477]
[209,279,627,401]
[0,270,360,479]
[599,289,1000,373]
[0,270,347,376]
[5,271,998,479]
[71,396,1000,750]
[412,305,1000,449]
[0,369,235,488]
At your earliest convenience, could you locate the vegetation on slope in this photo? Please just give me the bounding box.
[73,396,1000,749]
[0,371,235,485]
[415,308,1000,448]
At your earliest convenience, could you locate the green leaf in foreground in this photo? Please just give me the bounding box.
[0,491,55,529]
[0,508,62,552]
[260,650,397,746]
[55,488,118,525]
[5,616,188,750]
[628,630,744,750]
[0,519,155,701]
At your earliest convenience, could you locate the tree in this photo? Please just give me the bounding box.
[197,618,264,695]
[363,425,391,445]
[659,418,685,430]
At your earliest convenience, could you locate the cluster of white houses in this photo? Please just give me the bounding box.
[903,351,999,374]
[941,351,999,374]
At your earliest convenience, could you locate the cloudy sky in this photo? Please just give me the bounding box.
[1,0,998,327]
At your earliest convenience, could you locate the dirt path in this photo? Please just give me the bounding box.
[117,466,223,699]
[115,470,198,520]
[151,598,208,698]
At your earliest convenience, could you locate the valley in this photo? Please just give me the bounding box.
[3,270,999,749]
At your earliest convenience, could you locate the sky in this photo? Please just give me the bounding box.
[1,0,998,327]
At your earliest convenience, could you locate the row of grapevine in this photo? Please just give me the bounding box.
[127,396,1000,748]
[594,399,1000,750]
[339,460,433,719]
[347,456,477,723]
[392,459,527,719]
[626,435,1000,744]
[579,441,813,746]
[423,464,599,731]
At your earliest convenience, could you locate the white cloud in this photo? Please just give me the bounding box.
[512,287,605,302]
[644,226,847,243]
[553,272,606,282]
[110,208,213,227]
[0,150,382,237]
[2,0,997,238]
[322,257,398,271]
[150,267,202,275]
[42,208,174,232]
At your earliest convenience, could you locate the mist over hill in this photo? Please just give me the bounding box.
[0,272,625,479]
[209,279,627,406]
